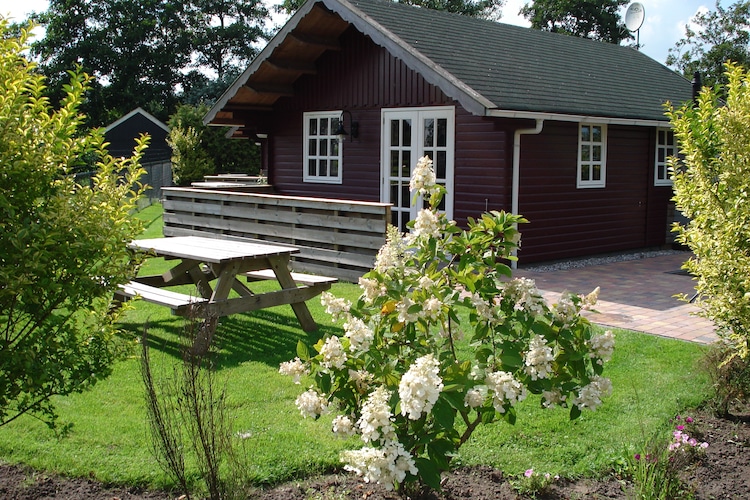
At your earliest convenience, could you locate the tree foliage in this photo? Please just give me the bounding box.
[276,0,505,19]
[520,0,632,44]
[29,0,269,126]
[168,104,260,178]
[667,1,750,90]
[0,22,147,428]
[667,62,750,362]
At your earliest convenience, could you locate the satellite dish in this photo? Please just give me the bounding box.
[625,2,645,32]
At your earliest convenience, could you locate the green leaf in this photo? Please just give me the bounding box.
[427,438,455,470]
[415,457,443,492]
[432,397,456,430]
[570,404,582,420]
[296,340,310,361]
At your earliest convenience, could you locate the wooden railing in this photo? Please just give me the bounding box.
[161,187,390,282]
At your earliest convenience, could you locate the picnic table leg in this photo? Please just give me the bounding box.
[267,256,319,332]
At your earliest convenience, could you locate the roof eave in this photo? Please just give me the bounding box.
[486,108,673,127]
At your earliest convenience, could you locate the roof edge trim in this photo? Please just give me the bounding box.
[105,107,170,133]
[486,108,672,127]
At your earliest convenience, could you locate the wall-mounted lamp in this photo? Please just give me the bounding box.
[333,110,359,142]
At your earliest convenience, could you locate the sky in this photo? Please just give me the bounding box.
[0,0,724,65]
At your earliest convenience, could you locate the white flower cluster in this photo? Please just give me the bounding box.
[554,292,579,324]
[464,385,488,408]
[295,388,328,418]
[583,287,600,309]
[524,334,555,381]
[358,386,395,443]
[359,276,386,304]
[412,208,440,240]
[471,292,497,325]
[573,375,612,411]
[396,297,419,324]
[409,155,438,196]
[541,388,567,409]
[422,296,443,322]
[332,415,356,438]
[278,357,309,384]
[587,330,615,364]
[341,440,418,490]
[319,335,347,372]
[344,317,374,353]
[485,370,527,413]
[349,368,373,393]
[321,291,351,322]
[503,278,546,315]
[398,354,444,420]
[374,225,409,275]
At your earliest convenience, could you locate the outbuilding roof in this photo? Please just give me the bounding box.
[206,0,693,128]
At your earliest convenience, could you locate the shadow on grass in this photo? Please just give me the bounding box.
[118,307,341,370]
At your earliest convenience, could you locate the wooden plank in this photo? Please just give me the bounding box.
[163,187,391,214]
[245,269,338,286]
[116,281,207,311]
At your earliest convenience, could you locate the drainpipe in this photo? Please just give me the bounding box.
[511,119,544,268]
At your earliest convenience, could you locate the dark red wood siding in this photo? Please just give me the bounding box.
[257,26,670,264]
[517,122,670,263]
[268,27,511,211]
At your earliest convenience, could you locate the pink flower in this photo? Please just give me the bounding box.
[676,425,685,431]
[700,442,709,449]
[685,417,694,423]
[524,469,534,477]
[634,453,641,461]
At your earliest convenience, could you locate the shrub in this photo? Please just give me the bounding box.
[0,21,146,428]
[280,156,611,492]
[668,62,750,362]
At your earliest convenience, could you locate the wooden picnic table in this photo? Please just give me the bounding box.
[117,235,336,351]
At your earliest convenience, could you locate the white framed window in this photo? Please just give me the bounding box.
[655,127,676,186]
[577,123,607,188]
[303,111,342,184]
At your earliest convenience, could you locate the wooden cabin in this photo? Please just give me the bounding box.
[204,0,692,264]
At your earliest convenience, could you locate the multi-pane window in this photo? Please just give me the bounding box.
[303,111,342,184]
[577,123,607,188]
[655,128,676,186]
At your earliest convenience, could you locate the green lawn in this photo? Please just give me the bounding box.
[0,203,711,491]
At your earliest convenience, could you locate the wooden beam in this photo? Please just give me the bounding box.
[264,58,317,74]
[243,82,295,97]
[288,32,341,51]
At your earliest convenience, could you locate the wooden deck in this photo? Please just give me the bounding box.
[161,187,390,282]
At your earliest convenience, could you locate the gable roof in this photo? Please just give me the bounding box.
[104,107,171,163]
[206,0,692,128]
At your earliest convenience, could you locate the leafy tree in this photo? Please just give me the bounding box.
[277,0,505,19]
[0,22,147,428]
[168,126,215,186]
[667,62,750,364]
[667,1,750,90]
[520,0,632,44]
[29,0,269,127]
[169,104,260,177]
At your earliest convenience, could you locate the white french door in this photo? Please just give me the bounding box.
[381,107,455,232]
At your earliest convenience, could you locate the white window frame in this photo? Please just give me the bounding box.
[655,127,676,186]
[303,111,343,184]
[577,123,607,188]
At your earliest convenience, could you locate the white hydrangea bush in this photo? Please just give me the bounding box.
[280,156,612,492]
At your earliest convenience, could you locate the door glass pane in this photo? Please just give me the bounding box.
[391,151,400,177]
[320,159,328,177]
[581,145,590,162]
[437,119,447,147]
[593,165,601,181]
[331,139,339,156]
[309,118,317,135]
[658,149,665,163]
[402,120,412,146]
[581,164,590,181]
[581,125,590,142]
[593,145,601,161]
[391,120,400,147]
[436,151,446,179]
[320,119,329,135]
[309,139,317,156]
[401,151,411,177]
[330,160,338,177]
[308,159,316,176]
[423,118,434,147]
[401,185,409,208]
[319,139,327,156]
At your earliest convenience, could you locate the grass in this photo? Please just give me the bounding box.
[0,203,711,491]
